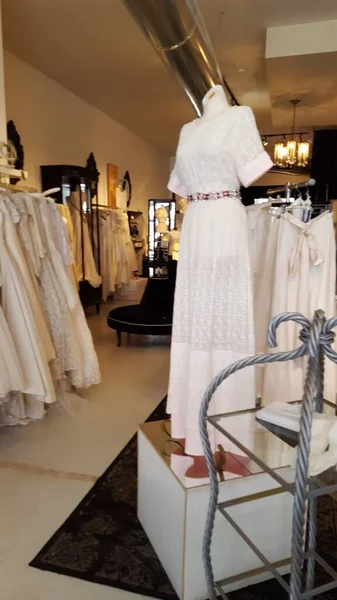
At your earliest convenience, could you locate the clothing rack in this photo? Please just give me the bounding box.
[0,182,37,193]
[267,179,316,204]
[267,179,316,197]
[199,310,337,600]
[41,165,103,312]
[92,203,120,211]
[0,188,101,425]
[0,165,27,180]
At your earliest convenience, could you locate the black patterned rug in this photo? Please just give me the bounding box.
[31,397,337,599]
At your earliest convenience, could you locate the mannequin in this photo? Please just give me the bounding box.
[155,205,168,233]
[200,85,230,122]
[167,84,273,479]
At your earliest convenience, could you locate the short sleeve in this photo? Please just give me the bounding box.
[168,161,187,198]
[235,106,273,188]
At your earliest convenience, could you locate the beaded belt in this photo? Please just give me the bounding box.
[187,189,241,202]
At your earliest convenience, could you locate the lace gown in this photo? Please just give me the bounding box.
[167,106,273,455]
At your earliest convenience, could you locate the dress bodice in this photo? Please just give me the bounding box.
[168,106,272,197]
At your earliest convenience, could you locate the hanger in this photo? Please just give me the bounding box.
[40,187,61,197]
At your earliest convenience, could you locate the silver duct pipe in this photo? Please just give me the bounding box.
[121,0,223,115]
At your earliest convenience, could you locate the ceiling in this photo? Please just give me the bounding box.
[2,0,337,154]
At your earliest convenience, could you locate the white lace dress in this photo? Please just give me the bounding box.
[40,198,101,389]
[167,106,273,455]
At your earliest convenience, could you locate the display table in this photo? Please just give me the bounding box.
[138,420,295,600]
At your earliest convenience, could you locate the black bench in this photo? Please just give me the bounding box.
[107,274,175,346]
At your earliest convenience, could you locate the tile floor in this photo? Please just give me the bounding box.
[0,280,170,600]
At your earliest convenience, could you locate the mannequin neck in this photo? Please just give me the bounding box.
[200,85,230,122]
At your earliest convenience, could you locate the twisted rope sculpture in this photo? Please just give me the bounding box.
[199,310,337,600]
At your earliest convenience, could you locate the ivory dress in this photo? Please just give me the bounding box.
[0,198,56,420]
[167,105,273,455]
[68,191,102,288]
[262,210,337,406]
[0,301,24,400]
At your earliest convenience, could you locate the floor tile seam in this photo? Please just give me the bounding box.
[0,461,98,482]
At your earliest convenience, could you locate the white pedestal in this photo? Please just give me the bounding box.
[138,421,294,600]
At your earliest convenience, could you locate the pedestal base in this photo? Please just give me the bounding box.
[138,421,294,600]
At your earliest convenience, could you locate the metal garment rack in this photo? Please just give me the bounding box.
[0,164,27,180]
[267,178,316,202]
[199,310,337,600]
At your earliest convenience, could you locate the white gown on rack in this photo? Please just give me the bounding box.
[68,191,102,288]
[0,303,25,400]
[121,212,137,275]
[262,210,337,406]
[93,209,110,301]
[0,198,56,421]
[116,187,128,212]
[40,197,101,389]
[254,210,281,355]
[167,105,272,455]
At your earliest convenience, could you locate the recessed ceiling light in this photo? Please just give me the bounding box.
[237,68,246,73]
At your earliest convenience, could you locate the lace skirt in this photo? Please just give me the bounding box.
[167,197,255,455]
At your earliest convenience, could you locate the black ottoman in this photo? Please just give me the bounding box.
[107,277,174,346]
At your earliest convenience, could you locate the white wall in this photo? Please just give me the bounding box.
[0,3,7,143]
[3,51,170,217]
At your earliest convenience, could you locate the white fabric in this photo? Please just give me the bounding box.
[39,198,100,389]
[313,423,337,475]
[0,198,56,418]
[93,209,136,301]
[121,212,138,274]
[168,106,273,198]
[0,191,101,425]
[256,401,336,437]
[0,304,25,399]
[168,229,181,258]
[167,106,272,455]
[262,211,337,406]
[246,205,269,283]
[254,212,281,355]
[116,188,127,212]
[291,420,337,477]
[257,401,337,476]
[68,191,102,288]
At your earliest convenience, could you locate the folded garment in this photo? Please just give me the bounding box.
[306,421,337,476]
[257,402,337,476]
[256,402,302,432]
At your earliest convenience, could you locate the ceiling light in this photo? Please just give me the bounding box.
[297,136,310,168]
[272,100,311,168]
[274,138,288,168]
[236,68,246,73]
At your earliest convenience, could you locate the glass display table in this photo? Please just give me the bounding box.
[205,405,337,599]
[138,418,295,600]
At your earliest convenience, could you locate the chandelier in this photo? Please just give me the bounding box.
[273,100,311,168]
